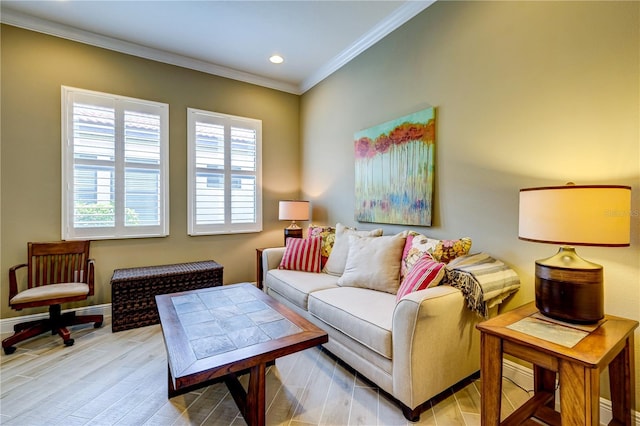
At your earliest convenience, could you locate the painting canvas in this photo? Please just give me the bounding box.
[354,107,435,226]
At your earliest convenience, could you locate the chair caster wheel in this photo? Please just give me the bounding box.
[64,339,75,347]
[94,322,103,328]
[3,346,16,355]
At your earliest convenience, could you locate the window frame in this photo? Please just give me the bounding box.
[187,108,262,236]
[61,86,170,240]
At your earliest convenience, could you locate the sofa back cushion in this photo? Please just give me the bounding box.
[324,223,383,276]
[278,236,322,273]
[337,233,406,294]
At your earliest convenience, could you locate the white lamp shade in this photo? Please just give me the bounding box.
[278,200,310,221]
[518,185,631,246]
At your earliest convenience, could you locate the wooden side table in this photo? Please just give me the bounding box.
[477,302,638,426]
[255,247,284,289]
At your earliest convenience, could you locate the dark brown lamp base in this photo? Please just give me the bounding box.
[535,246,603,324]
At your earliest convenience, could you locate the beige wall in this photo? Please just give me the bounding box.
[1,25,300,317]
[300,1,639,405]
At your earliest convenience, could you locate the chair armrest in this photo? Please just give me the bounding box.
[87,259,95,295]
[261,247,286,278]
[391,286,482,409]
[8,263,27,304]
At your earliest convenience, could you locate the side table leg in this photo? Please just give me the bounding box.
[533,365,556,409]
[559,360,599,426]
[609,335,635,426]
[481,333,503,426]
[256,248,264,289]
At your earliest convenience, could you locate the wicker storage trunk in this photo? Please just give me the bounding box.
[111,260,223,332]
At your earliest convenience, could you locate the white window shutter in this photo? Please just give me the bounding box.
[62,86,169,240]
[187,108,262,235]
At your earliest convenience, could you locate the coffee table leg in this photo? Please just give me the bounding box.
[225,363,268,426]
[246,363,267,426]
[167,364,177,398]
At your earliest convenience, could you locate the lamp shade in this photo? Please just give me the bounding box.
[519,185,631,247]
[278,200,310,221]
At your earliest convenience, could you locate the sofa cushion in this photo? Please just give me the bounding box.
[337,234,406,294]
[323,223,383,276]
[279,236,322,272]
[308,224,336,269]
[396,254,446,301]
[265,269,339,310]
[308,287,395,359]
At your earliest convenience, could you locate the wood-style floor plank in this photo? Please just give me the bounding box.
[289,350,335,425]
[173,384,231,426]
[349,385,382,425]
[320,358,359,425]
[0,316,529,425]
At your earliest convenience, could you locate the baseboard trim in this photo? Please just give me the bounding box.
[503,358,640,425]
[1,303,112,334]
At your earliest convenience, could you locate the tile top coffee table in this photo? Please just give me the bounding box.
[155,283,328,426]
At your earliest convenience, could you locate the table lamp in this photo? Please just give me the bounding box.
[278,200,309,244]
[518,184,631,323]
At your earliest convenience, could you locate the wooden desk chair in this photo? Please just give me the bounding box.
[2,241,103,354]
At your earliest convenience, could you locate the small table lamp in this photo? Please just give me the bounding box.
[278,200,309,245]
[519,184,631,324]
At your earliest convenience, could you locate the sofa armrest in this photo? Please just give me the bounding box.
[391,286,482,410]
[261,247,286,278]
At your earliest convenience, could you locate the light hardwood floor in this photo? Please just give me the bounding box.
[0,315,531,425]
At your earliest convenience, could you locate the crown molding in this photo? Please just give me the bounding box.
[1,2,435,95]
[1,9,301,95]
[300,0,436,93]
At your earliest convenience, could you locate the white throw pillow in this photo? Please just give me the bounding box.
[337,233,407,294]
[323,223,383,276]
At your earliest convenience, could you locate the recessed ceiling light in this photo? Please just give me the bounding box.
[269,55,284,64]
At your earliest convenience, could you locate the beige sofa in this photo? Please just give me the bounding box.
[261,228,519,421]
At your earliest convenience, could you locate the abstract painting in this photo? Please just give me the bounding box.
[354,107,435,226]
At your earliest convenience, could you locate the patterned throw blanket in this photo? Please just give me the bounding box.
[444,253,520,318]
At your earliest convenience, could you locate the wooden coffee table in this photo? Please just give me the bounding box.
[155,283,328,426]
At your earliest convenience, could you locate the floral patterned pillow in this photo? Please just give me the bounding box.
[400,232,441,282]
[429,237,472,263]
[401,232,473,281]
[308,224,336,268]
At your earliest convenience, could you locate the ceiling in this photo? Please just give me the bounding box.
[1,0,435,94]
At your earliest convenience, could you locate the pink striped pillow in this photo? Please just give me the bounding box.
[278,236,322,273]
[396,254,446,301]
